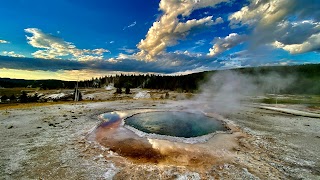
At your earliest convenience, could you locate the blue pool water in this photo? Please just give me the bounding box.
[125,111,227,138]
[99,112,121,127]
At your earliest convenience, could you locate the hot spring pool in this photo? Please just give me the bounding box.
[124,111,227,138]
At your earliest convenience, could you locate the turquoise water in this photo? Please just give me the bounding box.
[125,111,227,138]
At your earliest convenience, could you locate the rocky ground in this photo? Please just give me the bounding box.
[0,98,319,179]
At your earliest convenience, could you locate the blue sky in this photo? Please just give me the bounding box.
[0,0,319,80]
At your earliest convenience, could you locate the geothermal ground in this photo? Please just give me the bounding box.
[0,92,319,179]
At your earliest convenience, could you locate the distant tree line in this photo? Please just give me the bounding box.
[234,64,320,94]
[0,79,76,89]
[0,64,319,94]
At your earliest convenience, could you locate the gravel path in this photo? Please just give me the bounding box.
[258,106,320,118]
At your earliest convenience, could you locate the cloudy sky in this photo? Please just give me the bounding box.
[0,0,319,80]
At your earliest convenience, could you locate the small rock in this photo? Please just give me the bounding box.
[7,125,14,129]
[49,123,56,127]
[37,126,42,129]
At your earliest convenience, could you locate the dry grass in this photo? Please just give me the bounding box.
[0,88,37,96]
[256,95,320,105]
[0,101,77,110]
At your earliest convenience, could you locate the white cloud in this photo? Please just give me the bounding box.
[213,17,224,25]
[273,33,320,54]
[123,21,137,30]
[0,40,9,44]
[208,33,247,56]
[269,20,320,54]
[128,21,136,27]
[117,53,133,60]
[91,48,109,55]
[107,58,119,64]
[229,0,320,29]
[174,16,215,33]
[230,0,292,28]
[25,28,109,61]
[228,0,320,54]
[2,51,25,58]
[220,58,243,68]
[118,47,136,54]
[275,20,320,45]
[0,49,229,76]
[195,39,206,46]
[136,0,229,61]
[173,50,204,58]
[76,55,104,61]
